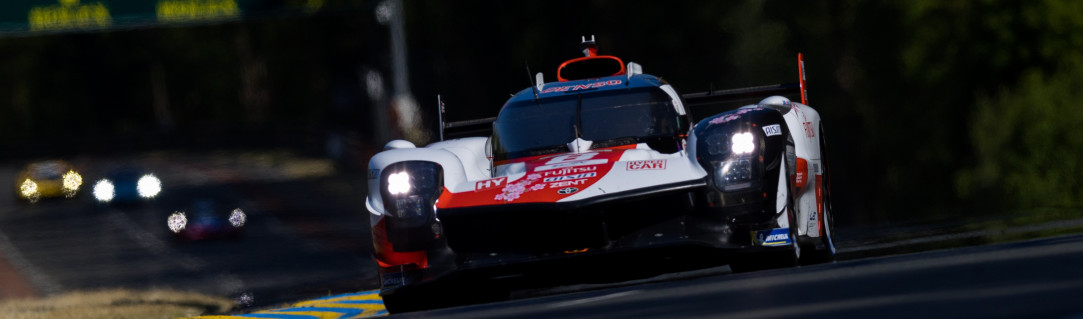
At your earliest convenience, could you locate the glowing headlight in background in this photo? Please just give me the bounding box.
[168,212,187,233]
[731,132,755,154]
[62,171,82,191]
[387,171,411,195]
[93,180,115,202]
[137,174,162,198]
[20,179,38,198]
[229,208,247,228]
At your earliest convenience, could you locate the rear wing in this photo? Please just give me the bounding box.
[681,53,809,114]
[436,95,496,141]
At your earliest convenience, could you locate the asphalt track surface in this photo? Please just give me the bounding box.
[3,152,1083,318]
[386,234,1083,318]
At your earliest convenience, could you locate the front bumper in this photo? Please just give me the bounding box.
[377,179,790,294]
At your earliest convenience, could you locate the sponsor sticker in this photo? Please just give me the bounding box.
[537,153,608,171]
[754,228,792,247]
[536,159,607,171]
[557,187,579,194]
[626,160,666,170]
[475,177,507,190]
[540,79,623,94]
[381,272,406,287]
[542,166,597,177]
[543,172,596,182]
[762,124,782,137]
[802,121,815,138]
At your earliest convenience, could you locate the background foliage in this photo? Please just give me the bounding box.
[1,0,1080,226]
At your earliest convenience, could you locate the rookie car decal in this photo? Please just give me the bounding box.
[626,160,665,170]
[755,228,792,247]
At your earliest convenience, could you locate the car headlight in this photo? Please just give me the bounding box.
[62,170,82,191]
[387,172,411,195]
[20,179,39,198]
[168,212,187,233]
[380,161,444,251]
[731,132,755,154]
[715,159,754,189]
[700,130,762,192]
[381,161,443,221]
[228,208,247,228]
[137,174,162,198]
[93,179,115,202]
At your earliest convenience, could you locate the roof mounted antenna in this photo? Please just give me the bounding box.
[580,35,597,57]
[526,63,539,101]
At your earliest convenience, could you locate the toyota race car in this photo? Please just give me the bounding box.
[367,37,836,312]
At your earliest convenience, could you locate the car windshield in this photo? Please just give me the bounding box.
[492,87,683,161]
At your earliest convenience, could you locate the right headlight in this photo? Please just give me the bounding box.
[379,161,444,252]
[380,161,443,222]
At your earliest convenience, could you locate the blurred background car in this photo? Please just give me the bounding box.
[92,167,163,205]
[167,197,247,242]
[14,160,83,203]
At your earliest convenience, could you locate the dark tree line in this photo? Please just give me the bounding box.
[1,0,1080,226]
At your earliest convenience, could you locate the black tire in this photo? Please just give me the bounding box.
[381,285,509,314]
[800,125,837,264]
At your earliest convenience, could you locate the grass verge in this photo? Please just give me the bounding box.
[0,289,233,319]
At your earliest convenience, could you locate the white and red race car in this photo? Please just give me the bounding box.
[366,37,836,312]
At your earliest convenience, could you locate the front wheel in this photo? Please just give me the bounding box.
[800,124,837,264]
[730,143,800,273]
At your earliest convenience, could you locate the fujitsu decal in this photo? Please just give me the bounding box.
[541,79,623,94]
[626,160,665,170]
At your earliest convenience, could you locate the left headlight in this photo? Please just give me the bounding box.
[137,174,162,198]
[702,130,761,192]
[93,179,115,202]
[20,179,39,198]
